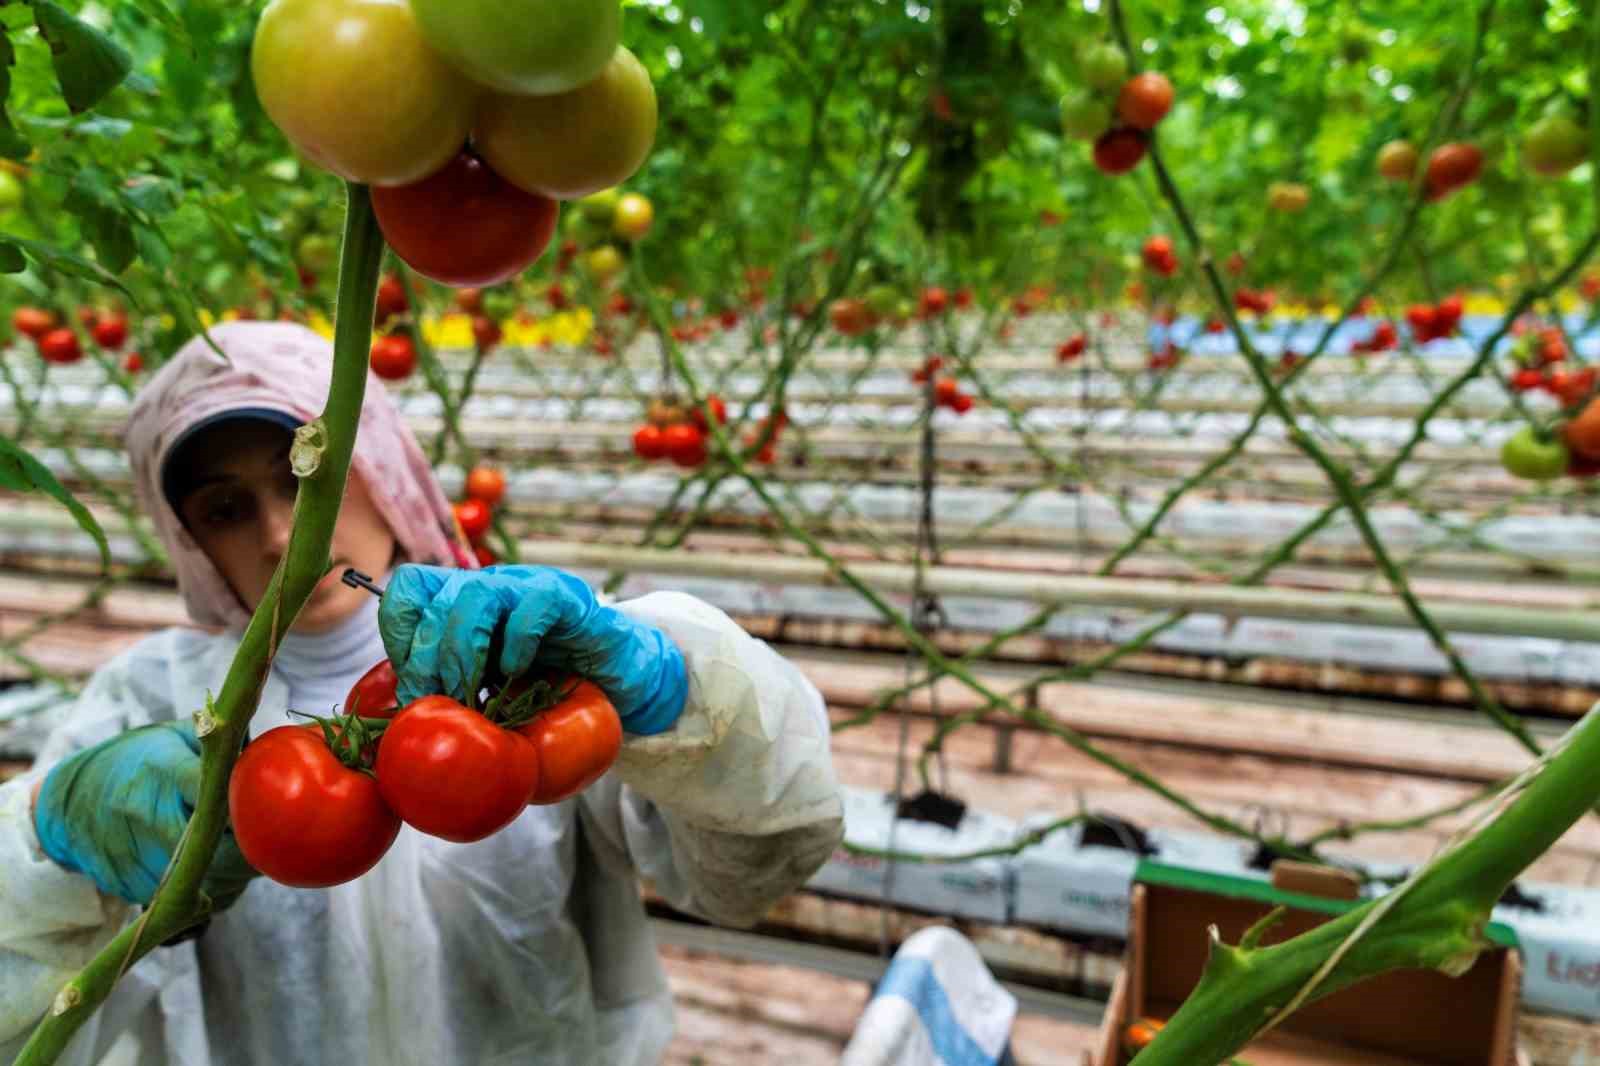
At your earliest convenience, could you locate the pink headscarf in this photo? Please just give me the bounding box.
[125,321,475,629]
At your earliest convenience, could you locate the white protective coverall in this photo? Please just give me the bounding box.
[0,591,844,1065]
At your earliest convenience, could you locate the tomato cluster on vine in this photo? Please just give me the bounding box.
[1056,333,1088,363]
[1059,41,1172,176]
[1141,236,1178,277]
[1404,295,1464,343]
[229,660,623,886]
[1350,320,1399,355]
[632,394,724,468]
[253,0,656,291]
[11,305,139,369]
[452,464,506,565]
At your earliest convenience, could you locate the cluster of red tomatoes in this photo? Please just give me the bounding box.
[1058,39,1173,175]
[1375,139,1483,201]
[1350,320,1399,355]
[452,464,506,565]
[229,660,622,887]
[632,395,725,468]
[908,356,975,414]
[10,306,140,370]
[1507,324,1590,406]
[1499,320,1598,482]
[367,274,420,381]
[1141,236,1178,277]
[1234,288,1276,315]
[253,0,654,289]
[1056,333,1088,363]
[1148,342,1184,371]
[1404,295,1464,343]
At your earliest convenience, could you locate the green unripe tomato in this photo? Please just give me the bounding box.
[408,0,620,96]
[1522,114,1588,177]
[1501,426,1569,481]
[864,285,899,317]
[296,234,337,272]
[1059,91,1113,141]
[578,188,621,225]
[0,170,23,213]
[1080,43,1129,93]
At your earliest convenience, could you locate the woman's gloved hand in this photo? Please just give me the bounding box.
[33,721,259,907]
[379,563,688,735]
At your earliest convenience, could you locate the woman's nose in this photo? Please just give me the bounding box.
[260,493,295,557]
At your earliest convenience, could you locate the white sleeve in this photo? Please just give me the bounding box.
[579,592,844,929]
[0,638,175,1042]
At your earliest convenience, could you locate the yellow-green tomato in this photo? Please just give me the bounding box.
[1522,114,1589,177]
[251,0,476,186]
[0,170,23,213]
[612,193,653,241]
[1501,426,1569,481]
[577,188,620,225]
[409,0,619,96]
[475,45,657,201]
[585,244,624,282]
[1059,90,1112,141]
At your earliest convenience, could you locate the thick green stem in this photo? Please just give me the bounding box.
[12,183,384,1066]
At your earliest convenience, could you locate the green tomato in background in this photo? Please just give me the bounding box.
[1500,427,1569,481]
[1522,114,1588,177]
[864,285,899,317]
[1079,43,1128,93]
[1060,91,1113,141]
[578,188,621,225]
[296,233,337,272]
[409,0,620,96]
[0,170,23,213]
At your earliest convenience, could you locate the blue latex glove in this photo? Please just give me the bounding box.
[34,721,258,907]
[379,563,688,735]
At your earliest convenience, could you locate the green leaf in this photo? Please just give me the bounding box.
[0,241,23,272]
[32,2,133,114]
[0,436,111,570]
[0,29,29,159]
[0,234,136,299]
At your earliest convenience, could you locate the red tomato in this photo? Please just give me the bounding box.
[11,307,57,339]
[345,659,400,719]
[954,287,974,310]
[719,309,739,330]
[75,306,98,328]
[1405,304,1438,338]
[663,422,707,468]
[471,315,502,352]
[1424,142,1482,199]
[474,544,496,567]
[1142,235,1175,271]
[1057,334,1087,362]
[1557,367,1598,410]
[689,393,728,433]
[465,465,506,507]
[375,696,540,842]
[38,328,82,365]
[1565,399,1600,461]
[122,352,144,373]
[1094,127,1147,174]
[829,298,874,336]
[511,679,622,804]
[1434,294,1463,332]
[633,423,666,460]
[373,150,558,287]
[1117,72,1174,129]
[1510,368,1544,392]
[90,315,128,349]
[918,287,949,317]
[933,377,961,406]
[230,725,401,887]
[455,287,483,313]
[950,392,974,415]
[375,273,409,321]
[454,498,492,541]
[370,334,417,380]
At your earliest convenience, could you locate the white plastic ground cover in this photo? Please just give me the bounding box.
[808,787,1600,1021]
[807,786,1016,923]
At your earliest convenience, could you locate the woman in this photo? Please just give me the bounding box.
[0,321,844,1065]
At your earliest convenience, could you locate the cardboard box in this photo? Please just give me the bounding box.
[1093,860,1523,1065]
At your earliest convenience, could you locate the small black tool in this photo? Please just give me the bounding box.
[341,568,386,598]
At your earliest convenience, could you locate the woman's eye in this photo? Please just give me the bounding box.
[202,492,252,527]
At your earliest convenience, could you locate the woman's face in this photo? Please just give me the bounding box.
[172,420,397,633]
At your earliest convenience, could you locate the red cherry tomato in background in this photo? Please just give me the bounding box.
[38,328,82,365]
[372,150,560,287]
[375,696,541,842]
[454,498,492,541]
[1093,127,1147,174]
[375,274,409,322]
[689,394,728,433]
[465,465,507,507]
[633,423,666,461]
[91,315,128,349]
[230,725,401,887]
[1117,72,1174,129]
[663,422,707,468]
[370,334,417,380]
[11,307,57,339]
